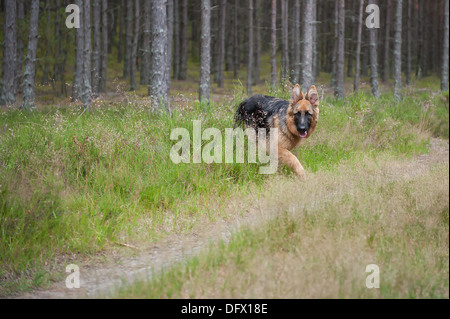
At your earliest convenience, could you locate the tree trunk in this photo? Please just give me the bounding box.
[233,0,240,79]
[149,0,169,111]
[173,0,180,79]
[281,0,289,82]
[292,0,300,84]
[335,0,345,99]
[130,0,140,91]
[382,0,391,82]
[406,0,412,84]
[92,0,101,96]
[354,0,364,92]
[346,0,354,78]
[254,0,261,83]
[442,0,449,91]
[124,0,133,78]
[118,0,124,63]
[73,0,83,101]
[82,0,92,108]
[179,0,188,80]
[199,0,211,103]
[42,0,50,85]
[22,0,40,110]
[247,0,254,95]
[369,0,380,98]
[302,0,314,89]
[330,1,338,88]
[100,0,108,92]
[15,0,24,94]
[270,0,277,88]
[393,0,402,100]
[312,1,318,81]
[416,0,423,78]
[0,0,17,106]
[217,0,226,88]
[141,0,151,85]
[166,0,174,94]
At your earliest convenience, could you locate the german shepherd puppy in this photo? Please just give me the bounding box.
[235,84,319,180]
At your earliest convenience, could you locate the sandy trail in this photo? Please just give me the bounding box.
[15,138,449,299]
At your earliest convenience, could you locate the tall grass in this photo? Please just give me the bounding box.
[0,85,448,295]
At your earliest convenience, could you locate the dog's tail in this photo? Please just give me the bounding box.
[234,95,269,132]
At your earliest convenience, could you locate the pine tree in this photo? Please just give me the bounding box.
[393,0,402,100]
[442,0,449,91]
[270,0,277,88]
[199,0,211,103]
[22,0,40,110]
[0,0,17,106]
[335,0,345,99]
[149,0,169,111]
[354,0,364,92]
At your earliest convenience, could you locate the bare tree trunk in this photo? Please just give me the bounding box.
[92,0,101,96]
[369,0,380,98]
[312,1,318,81]
[335,0,345,99]
[247,0,254,95]
[280,0,289,82]
[22,0,40,110]
[149,0,169,111]
[82,0,92,108]
[217,0,226,87]
[406,0,412,84]
[130,0,140,91]
[382,0,391,82]
[124,0,132,78]
[54,0,62,96]
[270,0,277,88]
[100,0,108,92]
[347,0,354,78]
[442,0,449,91]
[118,0,124,63]
[302,0,314,89]
[199,0,211,102]
[173,0,180,79]
[393,0,402,100]
[57,0,69,97]
[292,0,300,84]
[42,0,50,85]
[15,0,24,94]
[254,0,261,83]
[233,0,240,79]
[416,0,424,78]
[73,0,83,101]
[0,0,17,106]
[166,0,174,94]
[179,0,188,80]
[354,0,364,92]
[330,1,338,88]
[141,0,151,85]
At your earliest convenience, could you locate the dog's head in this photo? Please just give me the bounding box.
[287,84,320,138]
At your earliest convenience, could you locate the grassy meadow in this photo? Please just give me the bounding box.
[0,69,448,297]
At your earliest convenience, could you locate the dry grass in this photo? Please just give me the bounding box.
[118,141,449,298]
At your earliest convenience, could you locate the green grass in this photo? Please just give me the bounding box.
[0,79,448,296]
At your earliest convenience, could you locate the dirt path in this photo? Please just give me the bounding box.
[16,138,449,299]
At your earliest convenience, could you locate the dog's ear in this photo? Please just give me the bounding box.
[305,85,319,108]
[291,84,304,104]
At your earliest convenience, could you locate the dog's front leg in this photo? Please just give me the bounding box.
[278,148,306,180]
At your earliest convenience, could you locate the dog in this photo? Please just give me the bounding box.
[235,84,319,180]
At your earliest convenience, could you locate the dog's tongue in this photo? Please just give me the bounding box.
[299,131,308,138]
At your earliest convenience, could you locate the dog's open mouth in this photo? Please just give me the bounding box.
[298,129,308,138]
